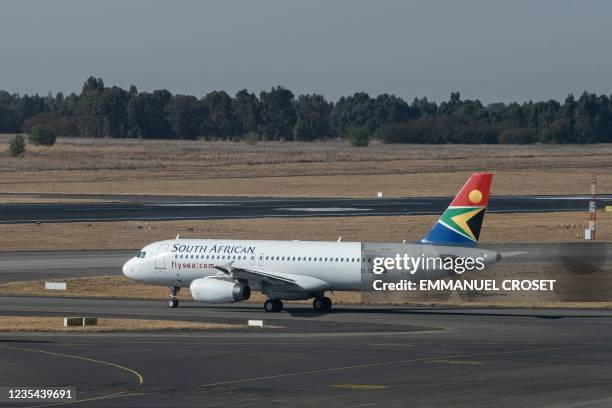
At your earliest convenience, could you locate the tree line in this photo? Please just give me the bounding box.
[1,77,611,144]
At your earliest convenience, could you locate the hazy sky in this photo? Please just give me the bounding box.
[1,0,611,103]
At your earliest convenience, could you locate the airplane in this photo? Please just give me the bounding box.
[122,172,503,312]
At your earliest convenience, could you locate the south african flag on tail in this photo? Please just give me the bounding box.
[421,173,493,246]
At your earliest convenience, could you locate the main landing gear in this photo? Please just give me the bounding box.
[167,286,180,308]
[312,296,332,312]
[264,299,283,313]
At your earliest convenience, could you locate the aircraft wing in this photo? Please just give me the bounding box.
[214,262,330,292]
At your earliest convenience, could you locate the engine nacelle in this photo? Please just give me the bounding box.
[190,277,251,304]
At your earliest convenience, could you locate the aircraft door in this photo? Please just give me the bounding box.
[155,244,168,270]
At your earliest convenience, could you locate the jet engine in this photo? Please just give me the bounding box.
[190,277,251,303]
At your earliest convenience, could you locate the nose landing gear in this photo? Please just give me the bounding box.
[167,286,180,308]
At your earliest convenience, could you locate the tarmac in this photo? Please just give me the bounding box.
[1,297,612,407]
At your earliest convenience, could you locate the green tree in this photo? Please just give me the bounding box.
[100,87,130,137]
[244,131,260,145]
[233,89,260,135]
[127,90,172,138]
[497,128,535,144]
[8,134,26,156]
[166,95,203,140]
[294,94,332,141]
[28,125,57,145]
[258,86,296,140]
[349,127,370,147]
[76,76,105,137]
[202,91,238,139]
[330,92,377,137]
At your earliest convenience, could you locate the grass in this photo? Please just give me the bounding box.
[0,211,608,252]
[1,136,611,200]
[0,315,259,332]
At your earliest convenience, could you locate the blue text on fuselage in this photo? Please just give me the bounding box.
[171,244,255,254]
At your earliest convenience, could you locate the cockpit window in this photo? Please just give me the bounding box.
[136,251,146,258]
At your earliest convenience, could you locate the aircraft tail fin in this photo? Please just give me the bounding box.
[420,173,493,246]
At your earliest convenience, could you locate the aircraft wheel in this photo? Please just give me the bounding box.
[167,298,179,308]
[264,299,283,312]
[323,297,332,310]
[313,296,332,311]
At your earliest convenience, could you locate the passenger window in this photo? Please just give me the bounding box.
[298,257,301,261]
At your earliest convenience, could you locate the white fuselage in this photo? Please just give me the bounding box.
[123,239,363,290]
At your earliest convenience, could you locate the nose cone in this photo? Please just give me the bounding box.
[122,258,136,279]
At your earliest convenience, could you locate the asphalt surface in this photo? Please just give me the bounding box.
[1,297,612,407]
[1,194,611,223]
[0,251,134,283]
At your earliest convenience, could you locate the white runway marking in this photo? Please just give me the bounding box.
[533,195,612,200]
[276,207,372,212]
[149,203,242,207]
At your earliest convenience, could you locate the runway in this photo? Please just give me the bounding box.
[0,251,133,283]
[1,194,611,223]
[1,297,612,407]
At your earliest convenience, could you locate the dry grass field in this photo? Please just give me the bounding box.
[1,136,611,200]
[0,211,607,252]
[0,275,360,305]
[0,315,256,332]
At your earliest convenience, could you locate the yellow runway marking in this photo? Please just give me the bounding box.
[0,344,145,408]
[427,359,483,366]
[331,384,388,390]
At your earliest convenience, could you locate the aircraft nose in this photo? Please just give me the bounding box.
[122,258,135,279]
